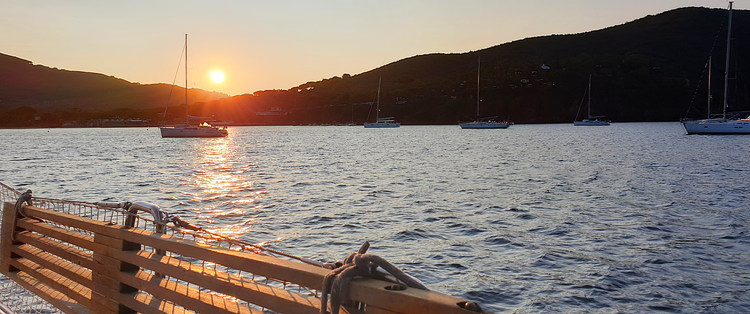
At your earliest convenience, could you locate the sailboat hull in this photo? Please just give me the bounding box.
[682,119,750,134]
[363,122,400,128]
[160,126,228,137]
[573,120,610,126]
[459,122,509,129]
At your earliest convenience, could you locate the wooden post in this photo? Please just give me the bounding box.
[91,232,141,314]
[1,202,23,274]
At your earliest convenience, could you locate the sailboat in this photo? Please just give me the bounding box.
[682,2,750,134]
[460,56,509,129]
[160,34,228,138]
[573,74,610,126]
[364,78,400,128]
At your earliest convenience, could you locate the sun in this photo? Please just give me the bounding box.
[210,71,225,83]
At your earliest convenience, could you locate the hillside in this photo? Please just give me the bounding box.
[0,53,228,126]
[2,6,749,127]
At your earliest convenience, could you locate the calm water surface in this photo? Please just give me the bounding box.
[1,123,749,313]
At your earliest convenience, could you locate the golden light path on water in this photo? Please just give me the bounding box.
[183,134,267,240]
[2,125,750,312]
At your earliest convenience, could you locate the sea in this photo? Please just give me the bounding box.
[1,123,749,313]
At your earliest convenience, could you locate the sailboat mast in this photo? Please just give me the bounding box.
[708,56,712,119]
[376,77,381,121]
[587,74,592,119]
[185,34,189,125]
[723,2,733,121]
[477,56,481,121]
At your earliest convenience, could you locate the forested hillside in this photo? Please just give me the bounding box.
[2,7,748,127]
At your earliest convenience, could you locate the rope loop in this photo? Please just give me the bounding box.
[11,190,33,241]
[14,190,32,218]
[320,241,428,314]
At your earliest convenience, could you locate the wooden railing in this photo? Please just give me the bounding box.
[1,202,488,314]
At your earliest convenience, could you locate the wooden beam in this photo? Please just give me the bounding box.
[108,268,260,314]
[14,230,97,270]
[1,202,21,273]
[3,270,89,314]
[111,249,322,314]
[8,257,94,310]
[16,218,97,251]
[11,243,94,292]
[22,205,329,289]
[119,291,192,314]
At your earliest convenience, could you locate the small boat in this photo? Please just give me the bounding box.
[460,56,509,129]
[682,2,750,135]
[364,117,400,128]
[364,78,400,128]
[160,34,228,138]
[160,121,229,138]
[460,116,509,129]
[574,74,610,126]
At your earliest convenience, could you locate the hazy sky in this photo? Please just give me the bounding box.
[1,0,743,96]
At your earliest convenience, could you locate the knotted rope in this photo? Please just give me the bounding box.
[12,190,33,241]
[14,190,32,218]
[320,241,428,314]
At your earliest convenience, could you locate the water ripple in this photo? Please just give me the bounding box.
[1,124,750,312]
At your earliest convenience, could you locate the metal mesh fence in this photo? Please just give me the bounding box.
[0,182,61,314]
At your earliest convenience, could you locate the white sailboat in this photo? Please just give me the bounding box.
[682,2,750,134]
[364,78,400,128]
[160,34,228,138]
[460,56,509,129]
[573,74,610,126]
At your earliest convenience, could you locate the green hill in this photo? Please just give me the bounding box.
[2,6,748,127]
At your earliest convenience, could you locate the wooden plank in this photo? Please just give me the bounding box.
[8,257,94,310]
[348,278,479,314]
[121,291,193,314]
[16,218,101,256]
[16,217,331,314]
[92,232,139,314]
[23,205,329,289]
[10,238,206,314]
[359,307,400,314]
[14,231,97,271]
[11,243,95,290]
[3,270,89,314]
[112,249,321,314]
[15,217,130,311]
[10,242,120,313]
[15,219,132,313]
[109,268,259,314]
[1,202,21,273]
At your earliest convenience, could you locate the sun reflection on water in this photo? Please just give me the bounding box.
[181,136,266,240]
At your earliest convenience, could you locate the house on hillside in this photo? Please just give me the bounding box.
[255,107,287,116]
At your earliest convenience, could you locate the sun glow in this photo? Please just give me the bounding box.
[211,70,225,83]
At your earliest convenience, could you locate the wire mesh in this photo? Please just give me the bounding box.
[0,182,323,314]
[1,182,63,314]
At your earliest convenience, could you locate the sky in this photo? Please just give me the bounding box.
[1,0,745,96]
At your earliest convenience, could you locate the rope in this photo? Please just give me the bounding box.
[14,190,32,218]
[684,10,727,119]
[162,213,327,267]
[11,190,33,241]
[161,44,187,124]
[320,241,428,314]
[574,78,589,121]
